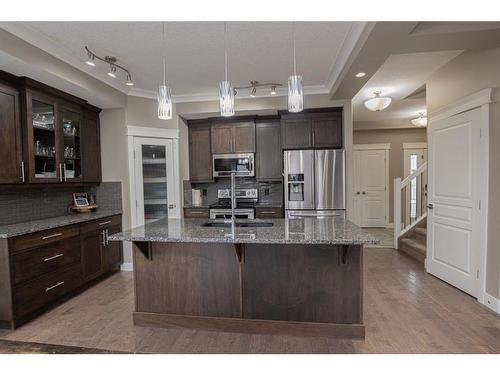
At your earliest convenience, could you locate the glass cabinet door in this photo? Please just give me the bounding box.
[31,97,59,181]
[61,107,83,181]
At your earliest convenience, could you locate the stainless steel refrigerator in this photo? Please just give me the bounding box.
[284,149,345,218]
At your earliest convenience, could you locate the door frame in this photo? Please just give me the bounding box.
[127,126,181,228]
[427,88,490,306]
[352,143,390,228]
[403,143,428,225]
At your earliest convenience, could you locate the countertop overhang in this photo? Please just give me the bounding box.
[109,217,379,245]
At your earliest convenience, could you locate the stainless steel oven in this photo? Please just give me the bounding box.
[213,153,254,177]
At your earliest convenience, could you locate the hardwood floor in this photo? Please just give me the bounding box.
[0,247,498,354]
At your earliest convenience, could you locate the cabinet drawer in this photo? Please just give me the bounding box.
[12,225,79,252]
[184,208,209,218]
[13,264,82,318]
[80,215,122,234]
[12,236,81,285]
[255,207,283,218]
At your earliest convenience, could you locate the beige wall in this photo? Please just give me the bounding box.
[353,127,427,223]
[427,47,500,300]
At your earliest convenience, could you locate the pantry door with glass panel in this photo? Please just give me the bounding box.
[134,137,179,226]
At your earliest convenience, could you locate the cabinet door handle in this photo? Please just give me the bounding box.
[63,164,67,182]
[45,281,65,292]
[362,192,366,195]
[20,161,25,182]
[98,221,112,226]
[42,233,63,240]
[189,211,204,214]
[101,230,107,246]
[356,192,360,195]
[43,253,64,262]
[260,211,277,214]
[59,163,63,182]
[105,229,109,245]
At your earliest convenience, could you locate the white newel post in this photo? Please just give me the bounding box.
[394,177,402,249]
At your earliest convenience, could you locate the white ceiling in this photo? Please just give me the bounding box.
[353,50,462,122]
[2,22,364,101]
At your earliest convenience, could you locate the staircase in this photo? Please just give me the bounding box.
[398,217,427,263]
[394,162,428,264]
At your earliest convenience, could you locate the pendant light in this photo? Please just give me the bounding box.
[411,112,428,127]
[288,22,303,113]
[158,22,173,120]
[364,91,392,112]
[219,22,235,117]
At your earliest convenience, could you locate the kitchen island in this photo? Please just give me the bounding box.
[110,216,378,338]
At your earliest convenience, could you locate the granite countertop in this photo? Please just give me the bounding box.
[0,210,123,239]
[109,217,379,245]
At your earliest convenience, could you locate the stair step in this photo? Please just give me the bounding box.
[415,227,427,236]
[400,238,426,255]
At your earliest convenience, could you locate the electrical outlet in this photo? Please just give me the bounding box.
[264,188,270,196]
[202,189,207,196]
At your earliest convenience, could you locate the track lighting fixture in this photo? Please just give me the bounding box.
[234,81,283,98]
[84,46,133,86]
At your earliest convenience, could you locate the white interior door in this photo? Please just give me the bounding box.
[133,137,180,226]
[427,108,483,297]
[354,149,387,227]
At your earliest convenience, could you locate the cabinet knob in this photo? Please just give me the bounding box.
[168,204,176,209]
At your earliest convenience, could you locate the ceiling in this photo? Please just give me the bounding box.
[353,50,462,122]
[1,22,366,102]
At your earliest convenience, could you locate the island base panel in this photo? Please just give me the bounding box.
[133,312,365,339]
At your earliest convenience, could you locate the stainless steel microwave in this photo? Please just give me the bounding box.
[212,153,255,177]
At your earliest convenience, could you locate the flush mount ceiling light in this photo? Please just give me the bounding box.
[158,22,173,120]
[219,22,235,117]
[288,22,303,113]
[84,46,133,86]
[364,91,392,111]
[411,112,428,127]
[234,81,283,98]
[355,72,366,78]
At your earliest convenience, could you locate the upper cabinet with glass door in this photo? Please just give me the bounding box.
[27,91,61,183]
[60,103,83,182]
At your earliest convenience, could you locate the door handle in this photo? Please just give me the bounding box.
[105,229,109,245]
[20,161,25,182]
[59,163,63,182]
[42,233,63,240]
[427,204,434,209]
[101,230,107,246]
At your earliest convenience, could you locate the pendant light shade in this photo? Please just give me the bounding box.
[158,85,172,120]
[364,91,392,112]
[288,75,303,113]
[219,80,235,117]
[411,112,427,127]
[219,23,235,117]
[288,22,303,113]
[158,22,173,120]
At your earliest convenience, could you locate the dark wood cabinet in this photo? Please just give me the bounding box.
[312,114,342,148]
[0,71,102,186]
[281,117,312,149]
[211,121,256,154]
[189,122,213,182]
[0,214,122,329]
[255,121,282,181]
[184,208,210,218]
[233,122,256,152]
[81,229,104,282]
[211,124,233,154]
[281,109,343,150]
[0,82,22,184]
[104,224,123,271]
[81,109,102,183]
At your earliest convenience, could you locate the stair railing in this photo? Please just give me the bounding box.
[394,162,428,249]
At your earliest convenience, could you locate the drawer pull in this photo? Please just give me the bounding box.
[45,281,65,292]
[43,254,64,262]
[190,211,204,214]
[260,211,277,214]
[41,233,63,240]
[98,221,112,226]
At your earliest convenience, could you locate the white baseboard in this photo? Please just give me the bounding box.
[386,222,394,229]
[482,292,500,314]
[120,262,133,272]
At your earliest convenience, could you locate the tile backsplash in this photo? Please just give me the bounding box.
[183,179,283,207]
[0,182,122,225]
